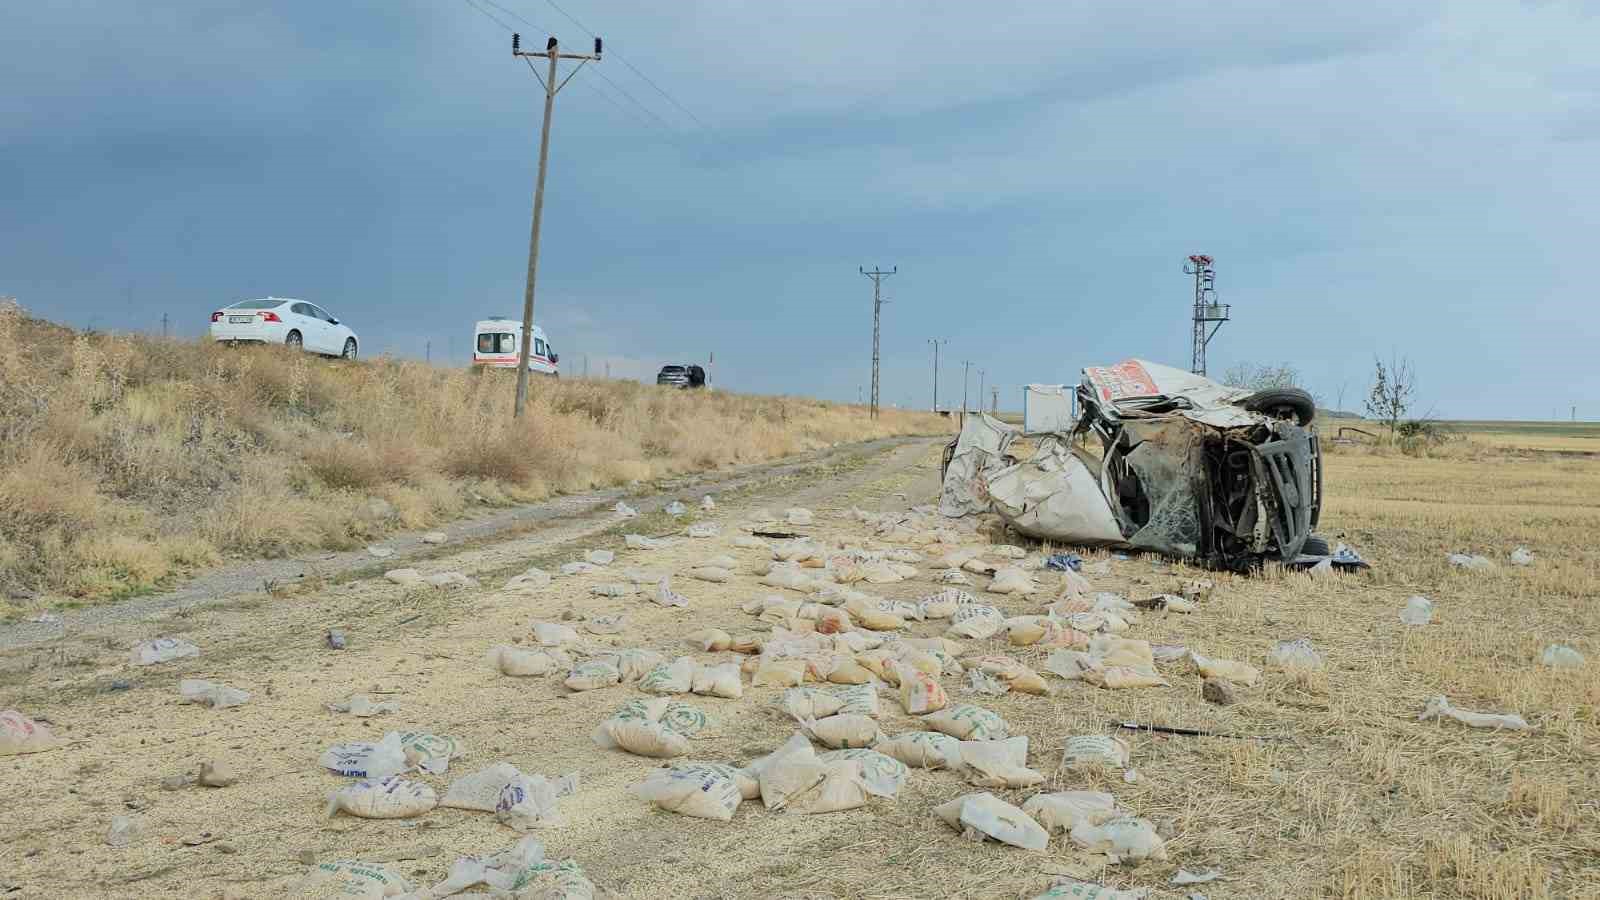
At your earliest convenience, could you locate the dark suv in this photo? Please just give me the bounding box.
[656,365,706,389]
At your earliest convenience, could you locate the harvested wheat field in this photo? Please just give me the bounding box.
[1,429,1597,899]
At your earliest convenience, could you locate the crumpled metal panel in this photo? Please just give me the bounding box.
[985,436,1124,545]
[938,414,1019,518]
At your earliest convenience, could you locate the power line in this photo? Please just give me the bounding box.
[467,0,683,139]
[539,0,709,130]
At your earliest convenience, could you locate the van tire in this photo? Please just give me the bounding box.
[1241,387,1315,426]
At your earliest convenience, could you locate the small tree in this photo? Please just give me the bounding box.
[1365,353,1415,436]
[1223,361,1303,392]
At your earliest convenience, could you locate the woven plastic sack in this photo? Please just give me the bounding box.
[326,775,437,819]
[640,657,696,695]
[960,736,1044,789]
[987,566,1037,595]
[875,731,963,769]
[933,792,1047,851]
[691,662,743,698]
[399,731,462,775]
[971,656,1050,695]
[1189,652,1260,686]
[761,757,869,814]
[290,861,411,899]
[0,711,59,756]
[1267,638,1324,672]
[632,764,744,821]
[489,645,569,677]
[1022,791,1124,834]
[1060,734,1130,770]
[531,622,579,647]
[1069,816,1168,863]
[802,714,883,749]
[320,732,408,779]
[497,772,563,830]
[564,659,622,692]
[894,662,949,714]
[130,637,199,666]
[924,703,1009,741]
[946,604,1005,639]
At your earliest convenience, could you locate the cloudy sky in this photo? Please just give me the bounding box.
[4,1,1596,417]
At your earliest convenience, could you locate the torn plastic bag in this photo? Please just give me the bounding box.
[398,731,463,775]
[0,710,59,756]
[497,772,563,830]
[130,637,200,666]
[320,731,408,779]
[442,763,569,812]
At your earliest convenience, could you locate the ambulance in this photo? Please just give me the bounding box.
[471,317,558,376]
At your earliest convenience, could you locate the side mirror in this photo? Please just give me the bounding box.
[550,352,559,363]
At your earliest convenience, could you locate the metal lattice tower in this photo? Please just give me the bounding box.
[1184,254,1229,376]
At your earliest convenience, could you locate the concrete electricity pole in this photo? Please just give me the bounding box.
[961,360,972,414]
[860,266,896,419]
[511,33,602,418]
[991,386,998,414]
[927,338,946,412]
[978,369,986,411]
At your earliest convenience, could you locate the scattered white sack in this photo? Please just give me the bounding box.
[989,544,1027,559]
[1172,869,1222,885]
[1046,650,1102,682]
[687,522,721,539]
[505,568,552,591]
[1060,734,1130,771]
[701,495,716,511]
[601,648,668,682]
[699,554,738,570]
[760,753,869,814]
[563,659,622,692]
[412,836,581,898]
[1400,595,1434,626]
[691,662,744,699]
[666,501,688,517]
[443,762,522,811]
[1540,644,1586,669]
[833,683,881,717]
[585,549,615,566]
[1022,791,1125,834]
[0,711,59,756]
[1510,547,1535,566]
[736,732,812,799]
[937,569,973,585]
[398,731,463,775]
[640,657,696,695]
[895,662,950,714]
[646,577,689,609]
[625,533,668,550]
[885,548,924,564]
[584,614,626,635]
[946,604,1006,639]
[384,568,424,587]
[497,772,564,830]
[321,732,408,779]
[971,655,1051,695]
[327,695,400,717]
[923,703,1009,741]
[589,582,635,598]
[988,566,1038,595]
[621,567,663,585]
[783,687,846,721]
[1266,638,1324,672]
[802,714,883,749]
[1070,816,1169,863]
[559,562,597,577]
[1447,553,1494,570]
[178,679,250,709]
[292,860,412,898]
[422,571,477,589]
[1189,652,1260,686]
[961,736,1045,789]
[785,508,814,526]
[1419,695,1532,731]
[688,566,733,583]
[632,764,745,821]
[1029,880,1149,900]
[130,637,200,666]
[531,622,580,647]
[326,775,437,819]
[593,698,708,757]
[687,628,732,652]
[918,588,972,620]
[732,535,768,550]
[933,792,1048,851]
[615,501,638,518]
[965,669,1009,696]
[818,748,908,798]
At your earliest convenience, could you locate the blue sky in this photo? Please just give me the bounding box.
[4,1,1597,418]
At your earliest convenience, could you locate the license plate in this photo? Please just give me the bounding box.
[228,316,252,323]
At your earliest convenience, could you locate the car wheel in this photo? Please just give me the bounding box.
[1301,535,1331,556]
[1241,387,1316,426]
[342,338,357,360]
[285,330,302,350]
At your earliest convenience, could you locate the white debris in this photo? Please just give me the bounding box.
[0,710,60,756]
[559,561,597,577]
[1419,695,1532,731]
[1265,638,1324,672]
[531,622,580,647]
[421,531,448,544]
[178,679,250,709]
[701,495,716,511]
[589,582,635,598]
[320,732,409,779]
[366,546,394,558]
[423,571,477,589]
[615,501,639,518]
[326,775,437,819]
[687,522,720,539]
[1173,870,1222,885]
[654,577,690,608]
[932,792,1048,851]
[1540,645,1585,669]
[666,501,688,517]
[625,533,672,551]
[1510,546,1535,566]
[327,695,400,717]
[130,637,200,666]
[1070,816,1169,863]
[504,568,552,591]
[1447,553,1494,570]
[1400,595,1434,625]
[785,507,814,526]
[585,549,615,566]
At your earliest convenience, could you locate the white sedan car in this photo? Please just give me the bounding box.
[208,297,359,358]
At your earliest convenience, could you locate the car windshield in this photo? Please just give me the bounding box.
[229,299,284,309]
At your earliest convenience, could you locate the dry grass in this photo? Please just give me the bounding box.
[0,301,946,608]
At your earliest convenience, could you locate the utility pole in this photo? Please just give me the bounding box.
[510,32,603,418]
[978,369,986,411]
[425,340,432,364]
[961,360,972,414]
[991,386,998,414]
[160,312,169,339]
[860,266,896,419]
[927,338,946,412]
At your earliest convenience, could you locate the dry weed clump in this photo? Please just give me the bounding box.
[0,301,947,607]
